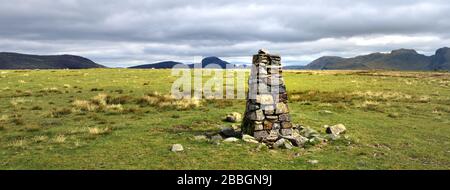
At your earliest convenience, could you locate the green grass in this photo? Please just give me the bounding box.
[0,69,449,169]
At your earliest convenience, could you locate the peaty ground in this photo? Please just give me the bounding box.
[0,69,449,169]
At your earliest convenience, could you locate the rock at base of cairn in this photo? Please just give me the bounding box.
[241,49,293,145]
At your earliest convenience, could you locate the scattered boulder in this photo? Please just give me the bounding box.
[171,144,184,152]
[308,136,325,145]
[265,130,280,142]
[326,134,340,141]
[308,160,319,164]
[284,140,293,149]
[301,127,320,138]
[225,112,242,123]
[223,137,240,143]
[220,126,240,137]
[211,134,223,142]
[283,135,308,147]
[326,124,346,136]
[242,134,259,144]
[273,138,293,149]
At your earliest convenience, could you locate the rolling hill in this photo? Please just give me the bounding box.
[302,47,450,71]
[189,56,232,69]
[129,61,183,69]
[129,56,232,69]
[0,52,105,69]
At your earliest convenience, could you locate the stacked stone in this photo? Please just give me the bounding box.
[242,49,293,143]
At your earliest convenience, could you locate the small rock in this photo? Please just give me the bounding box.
[326,134,340,141]
[256,94,274,105]
[326,124,346,135]
[266,130,280,142]
[226,112,242,123]
[275,103,289,114]
[308,137,325,145]
[294,124,305,131]
[273,139,286,149]
[242,134,259,144]
[256,143,269,151]
[211,134,223,142]
[273,139,293,149]
[280,128,293,136]
[301,127,320,138]
[283,135,308,147]
[319,110,333,114]
[220,127,239,137]
[253,130,269,140]
[223,137,240,143]
[308,160,319,164]
[171,144,184,152]
[284,140,293,149]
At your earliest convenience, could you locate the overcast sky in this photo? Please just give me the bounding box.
[1,0,450,67]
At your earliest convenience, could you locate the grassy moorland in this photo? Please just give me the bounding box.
[0,69,449,169]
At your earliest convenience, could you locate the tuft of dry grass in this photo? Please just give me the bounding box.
[24,124,41,132]
[105,104,124,113]
[50,108,72,118]
[91,93,109,107]
[11,115,25,126]
[31,105,43,110]
[87,127,111,135]
[137,92,203,110]
[350,91,413,101]
[72,93,133,113]
[173,98,202,109]
[0,115,8,122]
[53,135,66,144]
[289,90,433,105]
[8,139,27,148]
[10,98,30,107]
[40,87,62,94]
[32,135,48,143]
[72,100,98,112]
[417,95,431,103]
[107,95,133,104]
[137,95,159,106]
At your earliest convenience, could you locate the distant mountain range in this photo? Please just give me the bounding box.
[129,61,183,69]
[129,56,241,69]
[2,47,449,71]
[0,52,105,69]
[293,47,450,71]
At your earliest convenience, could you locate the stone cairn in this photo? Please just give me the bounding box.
[242,49,294,144]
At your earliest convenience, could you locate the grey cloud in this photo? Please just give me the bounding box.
[0,0,449,67]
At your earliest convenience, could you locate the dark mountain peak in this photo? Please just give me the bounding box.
[129,61,183,69]
[200,56,230,68]
[390,49,418,55]
[304,56,344,70]
[0,52,105,69]
[430,47,450,70]
[435,47,450,55]
[202,56,225,64]
[303,47,450,71]
[317,56,343,60]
